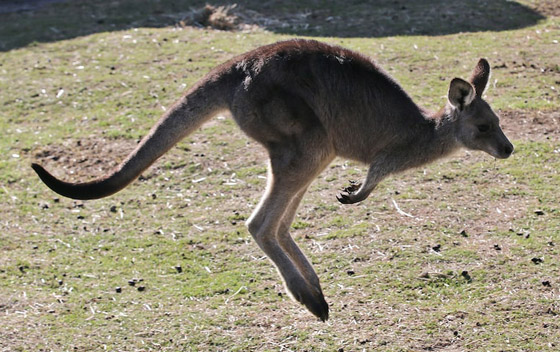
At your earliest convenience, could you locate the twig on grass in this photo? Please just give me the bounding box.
[225,285,247,304]
[391,198,418,219]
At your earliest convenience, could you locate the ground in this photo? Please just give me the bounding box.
[0,1,559,351]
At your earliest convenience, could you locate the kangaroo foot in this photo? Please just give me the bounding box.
[286,278,329,321]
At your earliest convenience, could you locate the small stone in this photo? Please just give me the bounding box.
[534,210,545,216]
[115,287,122,293]
[494,244,502,251]
[137,286,145,292]
[346,270,355,276]
[461,270,472,282]
[109,205,117,213]
[432,244,441,252]
[531,257,543,264]
[542,281,551,287]
[174,265,182,273]
[460,229,468,237]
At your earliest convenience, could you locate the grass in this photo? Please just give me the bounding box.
[1,0,559,351]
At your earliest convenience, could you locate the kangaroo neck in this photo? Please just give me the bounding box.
[421,110,460,163]
[387,108,459,172]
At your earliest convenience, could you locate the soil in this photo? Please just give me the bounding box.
[33,137,136,180]
[531,0,560,16]
[499,109,560,141]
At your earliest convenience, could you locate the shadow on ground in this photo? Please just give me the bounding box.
[0,0,546,51]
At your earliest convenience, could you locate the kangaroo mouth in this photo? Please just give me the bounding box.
[487,144,514,159]
[494,152,511,159]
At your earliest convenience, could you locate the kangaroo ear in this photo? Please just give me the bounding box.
[469,58,490,96]
[449,78,475,110]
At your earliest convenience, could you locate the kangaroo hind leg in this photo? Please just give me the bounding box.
[247,138,333,321]
[277,186,321,290]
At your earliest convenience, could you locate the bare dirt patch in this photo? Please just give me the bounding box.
[499,109,560,141]
[530,0,560,17]
[32,137,137,180]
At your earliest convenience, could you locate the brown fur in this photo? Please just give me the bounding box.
[32,39,513,321]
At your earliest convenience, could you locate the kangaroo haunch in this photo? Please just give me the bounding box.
[32,39,513,321]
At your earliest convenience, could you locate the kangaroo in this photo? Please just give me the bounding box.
[32,39,513,321]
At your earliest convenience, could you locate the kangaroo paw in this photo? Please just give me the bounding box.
[343,180,361,194]
[336,181,362,204]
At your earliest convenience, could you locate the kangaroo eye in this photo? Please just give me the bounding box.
[477,124,490,133]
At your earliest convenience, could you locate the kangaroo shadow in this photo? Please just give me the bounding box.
[0,0,546,52]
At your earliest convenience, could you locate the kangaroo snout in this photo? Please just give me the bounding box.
[496,129,514,159]
[488,138,514,159]
[502,142,514,158]
[494,143,514,159]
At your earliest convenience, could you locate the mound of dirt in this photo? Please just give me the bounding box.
[181,4,239,31]
[179,3,311,33]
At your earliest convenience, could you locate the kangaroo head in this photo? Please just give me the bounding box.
[447,59,513,159]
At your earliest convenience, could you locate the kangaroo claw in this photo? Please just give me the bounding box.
[336,192,353,204]
[343,181,361,194]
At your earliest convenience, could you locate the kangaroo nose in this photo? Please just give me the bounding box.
[504,144,514,157]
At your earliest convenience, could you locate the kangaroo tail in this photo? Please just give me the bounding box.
[32,76,232,200]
